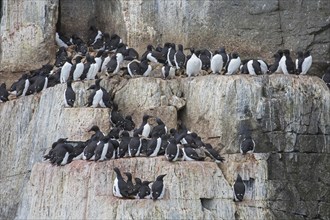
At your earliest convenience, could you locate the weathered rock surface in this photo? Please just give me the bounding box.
[180,75,330,154]
[0,75,329,220]
[0,0,58,72]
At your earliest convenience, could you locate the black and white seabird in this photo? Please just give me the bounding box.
[211,50,224,74]
[174,44,186,69]
[88,125,105,140]
[203,143,225,163]
[296,51,304,74]
[82,135,99,160]
[60,59,72,83]
[113,167,129,198]
[182,146,204,161]
[50,142,74,166]
[279,49,295,74]
[141,45,166,64]
[226,52,241,75]
[165,138,180,161]
[0,83,9,102]
[233,174,245,202]
[300,51,312,75]
[124,172,136,196]
[106,53,124,75]
[186,48,202,77]
[322,67,330,89]
[151,117,167,138]
[104,34,122,52]
[199,49,212,70]
[118,131,131,158]
[128,130,142,157]
[240,137,255,154]
[127,60,141,77]
[15,74,30,97]
[140,60,152,77]
[269,52,282,74]
[162,64,176,79]
[167,43,176,67]
[72,56,84,81]
[87,25,102,46]
[94,135,111,162]
[146,133,162,157]
[110,103,124,126]
[137,180,152,199]
[64,81,75,107]
[151,174,166,200]
[257,60,269,74]
[136,114,152,138]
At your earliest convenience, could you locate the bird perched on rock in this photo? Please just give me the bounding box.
[146,133,162,157]
[106,53,124,75]
[141,44,166,64]
[117,131,131,158]
[211,50,224,74]
[269,52,282,74]
[199,49,212,70]
[233,174,245,202]
[226,52,241,75]
[186,48,202,77]
[128,130,142,157]
[240,136,255,155]
[151,117,167,138]
[151,174,166,200]
[202,143,225,163]
[174,44,186,69]
[295,51,304,74]
[162,64,176,79]
[182,146,205,161]
[136,115,152,138]
[64,81,75,107]
[113,167,129,198]
[322,67,330,89]
[279,49,295,74]
[0,83,9,102]
[86,79,112,108]
[137,180,152,199]
[94,135,111,162]
[60,59,72,83]
[72,56,84,81]
[165,138,180,161]
[300,51,312,75]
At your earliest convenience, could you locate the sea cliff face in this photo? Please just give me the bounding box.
[0,75,329,219]
[0,0,330,219]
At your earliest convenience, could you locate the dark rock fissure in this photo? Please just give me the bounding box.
[200,198,213,211]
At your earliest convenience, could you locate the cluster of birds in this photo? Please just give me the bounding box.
[43,114,227,165]
[1,25,330,104]
[43,108,256,202]
[113,167,166,200]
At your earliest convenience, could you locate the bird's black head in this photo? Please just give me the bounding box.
[88,125,100,132]
[231,52,239,59]
[283,49,290,56]
[143,114,150,121]
[277,49,283,57]
[304,50,311,57]
[219,47,226,53]
[147,44,154,51]
[236,174,243,182]
[178,44,183,51]
[156,174,167,181]
[296,51,303,58]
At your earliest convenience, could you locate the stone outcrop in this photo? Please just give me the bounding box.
[0,0,58,72]
[0,75,329,219]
